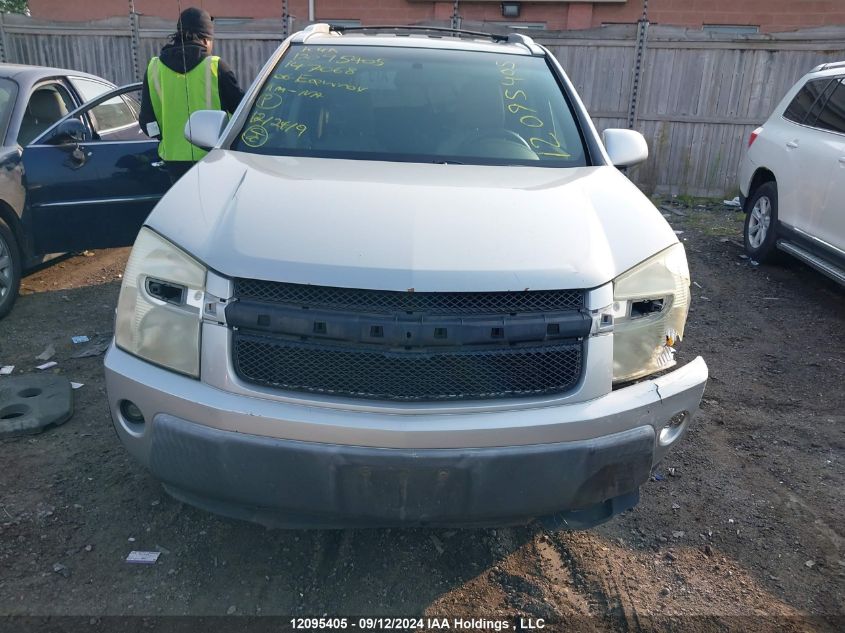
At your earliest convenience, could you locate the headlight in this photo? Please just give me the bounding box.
[611,242,691,383]
[115,228,206,377]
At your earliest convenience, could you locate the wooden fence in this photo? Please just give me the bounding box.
[0,14,843,196]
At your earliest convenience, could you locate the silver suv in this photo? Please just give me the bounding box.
[105,25,708,528]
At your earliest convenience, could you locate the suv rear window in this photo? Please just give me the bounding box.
[813,79,845,134]
[232,44,588,167]
[783,78,834,124]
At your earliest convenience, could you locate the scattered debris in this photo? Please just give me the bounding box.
[227,606,237,615]
[35,345,55,361]
[82,250,95,257]
[652,472,665,481]
[0,366,14,375]
[71,335,90,345]
[804,560,815,569]
[672,531,685,539]
[71,341,110,359]
[36,361,58,371]
[739,254,749,260]
[660,205,688,217]
[693,281,702,289]
[70,382,84,390]
[52,563,69,577]
[674,230,684,235]
[125,551,160,564]
[84,545,93,552]
[668,467,678,477]
[672,502,681,510]
[723,197,741,207]
[430,534,445,555]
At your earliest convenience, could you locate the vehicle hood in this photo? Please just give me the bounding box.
[146,151,679,292]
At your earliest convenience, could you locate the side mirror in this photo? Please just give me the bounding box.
[49,118,88,146]
[184,110,228,150]
[602,129,649,167]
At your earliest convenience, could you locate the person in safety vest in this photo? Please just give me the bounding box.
[140,7,244,183]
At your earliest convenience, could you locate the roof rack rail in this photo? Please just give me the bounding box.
[329,24,509,43]
[810,60,845,72]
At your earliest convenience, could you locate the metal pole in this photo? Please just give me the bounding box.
[451,1,460,30]
[128,0,141,83]
[0,14,7,64]
[628,0,649,129]
[282,0,289,38]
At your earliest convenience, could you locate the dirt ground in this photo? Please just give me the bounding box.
[0,200,842,632]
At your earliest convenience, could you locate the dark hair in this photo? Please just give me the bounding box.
[169,31,208,45]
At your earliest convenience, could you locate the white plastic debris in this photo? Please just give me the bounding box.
[36,361,57,370]
[71,335,90,344]
[70,382,84,390]
[35,345,55,361]
[0,366,13,375]
[126,551,160,564]
[723,197,741,207]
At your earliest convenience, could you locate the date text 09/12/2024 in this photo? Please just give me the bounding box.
[290,617,547,630]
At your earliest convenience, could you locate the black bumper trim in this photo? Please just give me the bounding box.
[147,415,655,528]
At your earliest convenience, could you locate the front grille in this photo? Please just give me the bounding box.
[233,279,584,314]
[233,332,583,401]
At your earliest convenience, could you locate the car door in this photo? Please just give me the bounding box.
[776,76,838,233]
[804,77,845,253]
[20,83,170,255]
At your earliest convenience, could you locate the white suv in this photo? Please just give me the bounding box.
[105,25,707,529]
[739,61,845,284]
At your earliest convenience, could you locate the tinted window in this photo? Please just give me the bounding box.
[232,44,588,167]
[804,79,839,127]
[814,79,845,134]
[783,78,832,124]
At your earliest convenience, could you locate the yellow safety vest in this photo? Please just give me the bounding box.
[147,55,221,161]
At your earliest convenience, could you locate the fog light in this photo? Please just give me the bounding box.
[120,400,145,425]
[658,410,689,446]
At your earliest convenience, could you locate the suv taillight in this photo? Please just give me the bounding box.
[748,126,763,148]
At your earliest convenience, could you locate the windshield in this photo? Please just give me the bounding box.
[232,44,588,167]
[0,78,18,145]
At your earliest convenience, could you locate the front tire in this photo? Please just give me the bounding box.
[0,217,22,319]
[743,181,779,263]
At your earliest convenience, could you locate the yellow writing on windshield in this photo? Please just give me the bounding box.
[497,60,570,158]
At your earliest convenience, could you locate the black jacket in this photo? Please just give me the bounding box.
[139,41,244,136]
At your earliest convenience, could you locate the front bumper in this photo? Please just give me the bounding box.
[105,345,707,528]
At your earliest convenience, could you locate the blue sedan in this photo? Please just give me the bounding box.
[0,63,171,318]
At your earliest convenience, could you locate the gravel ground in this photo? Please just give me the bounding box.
[0,201,842,632]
